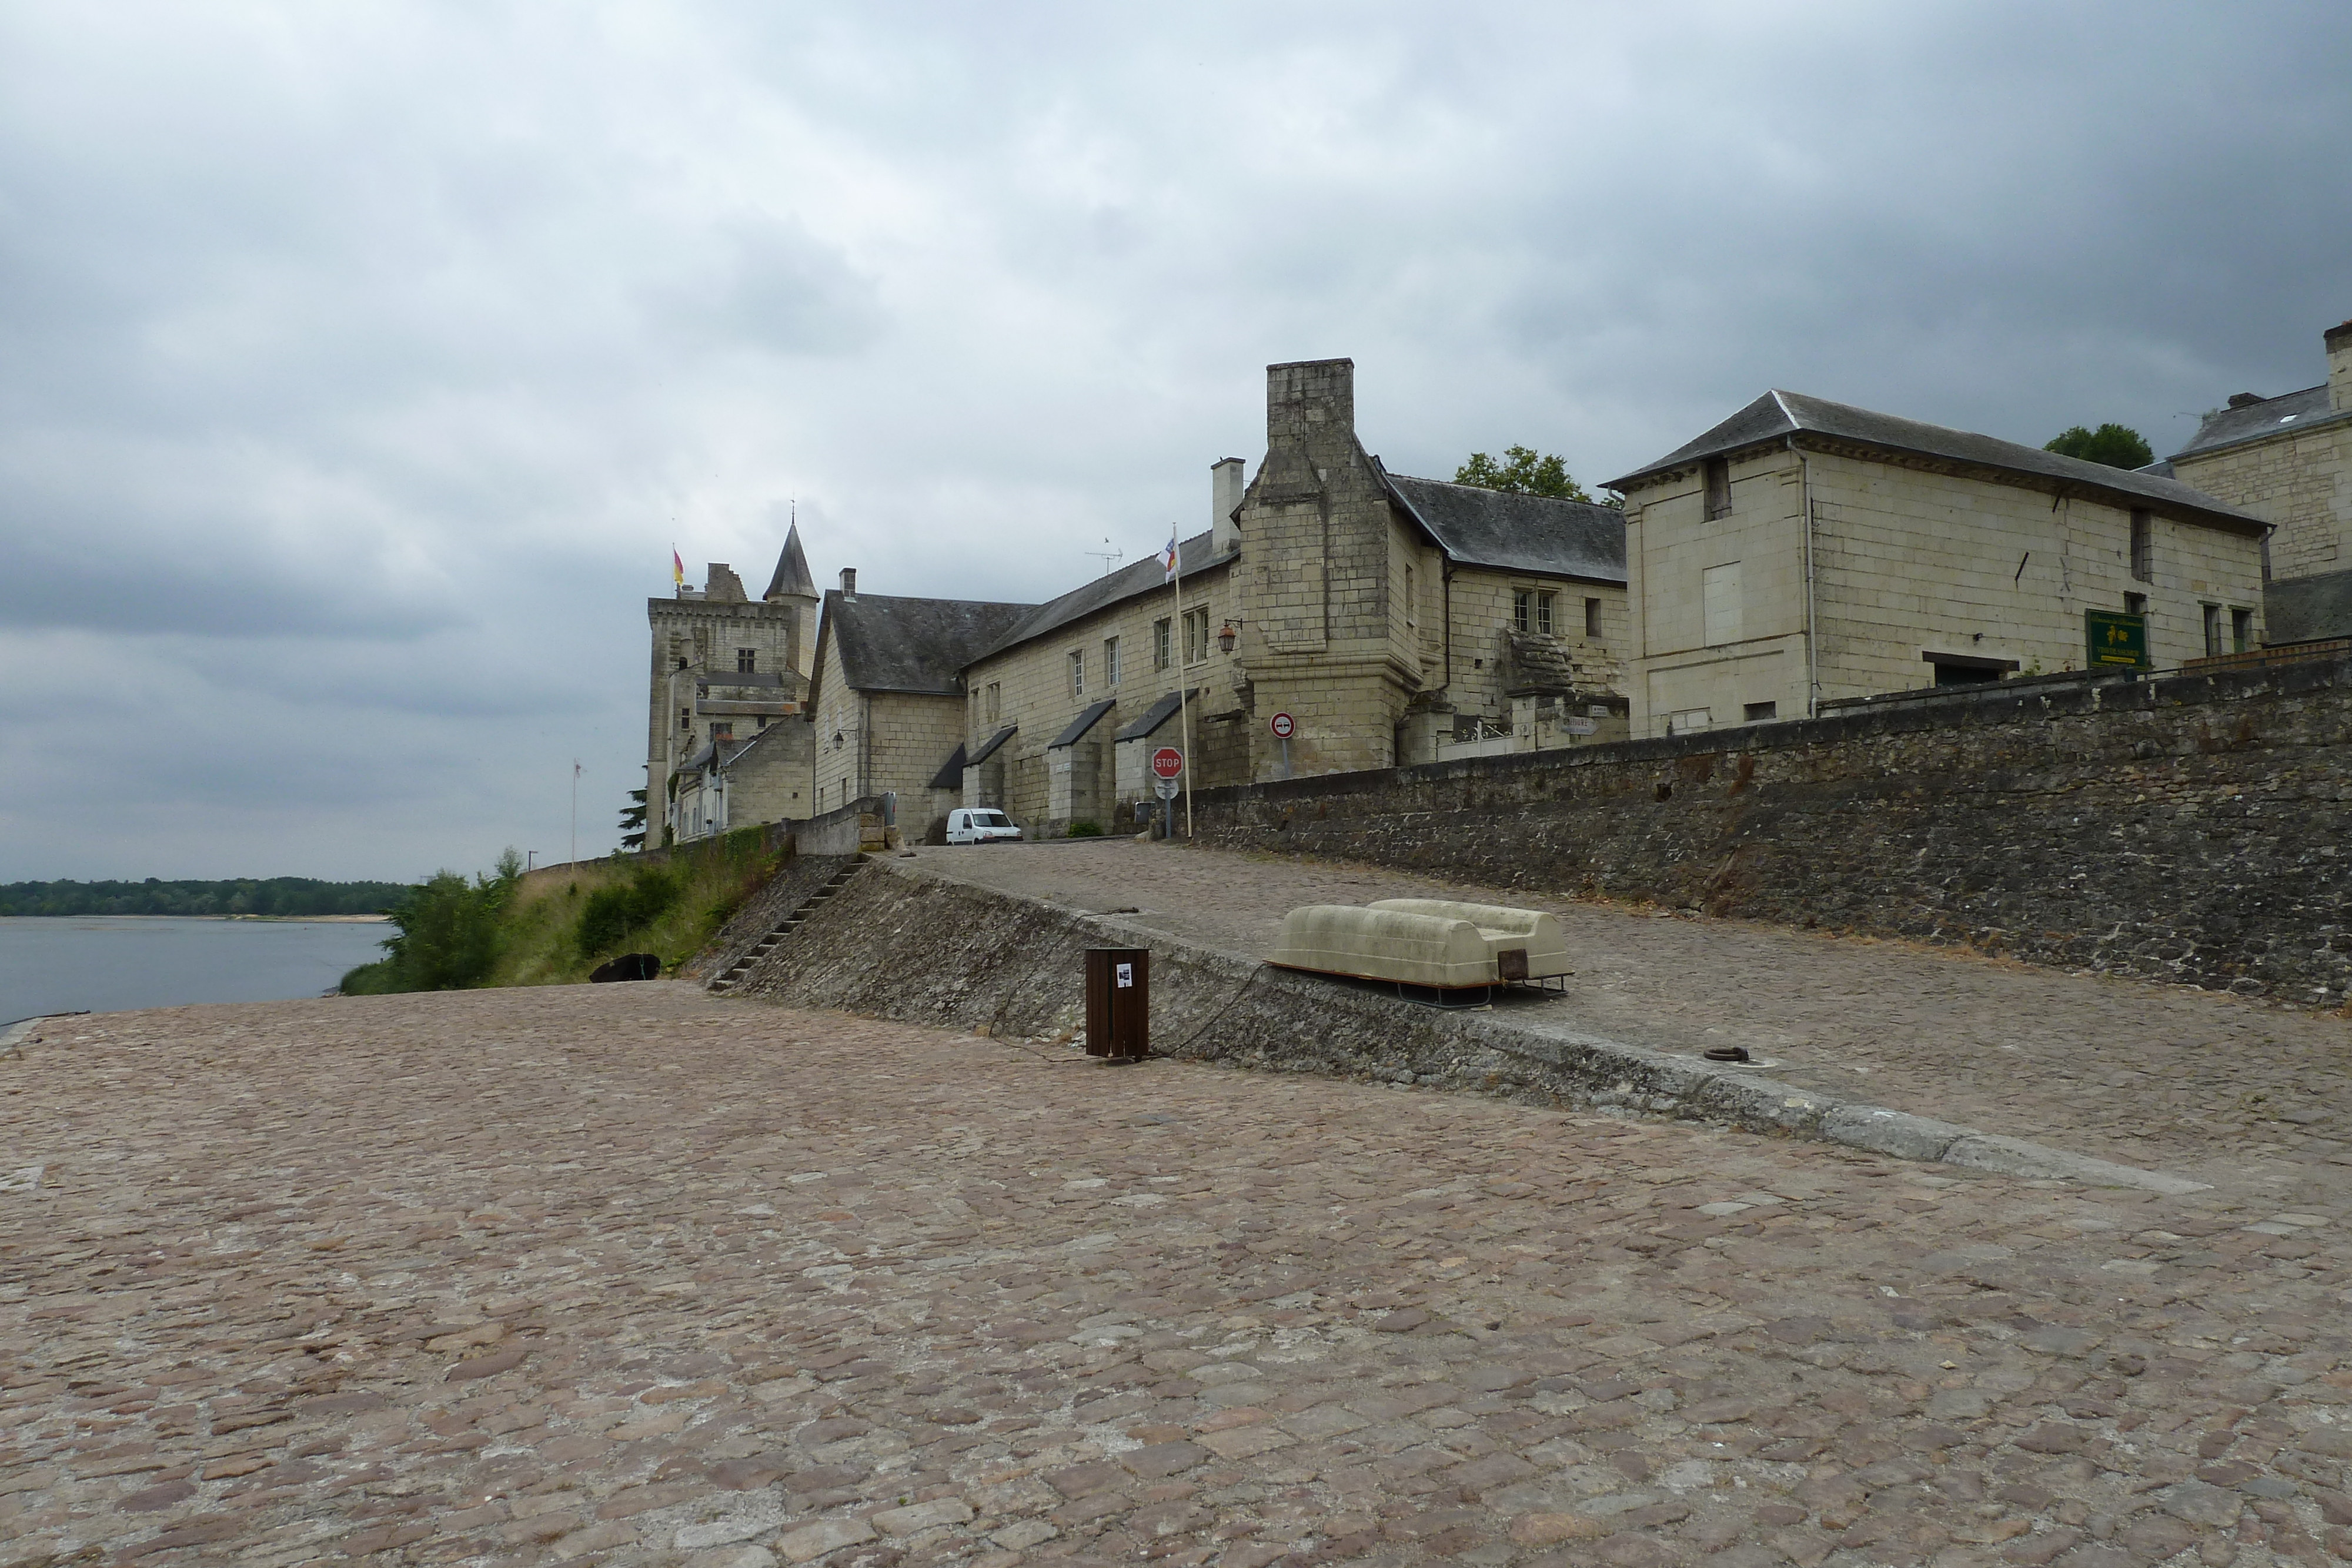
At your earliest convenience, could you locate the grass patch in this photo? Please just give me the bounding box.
[340,829,784,994]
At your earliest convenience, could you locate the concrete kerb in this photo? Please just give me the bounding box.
[726,857,2206,1194]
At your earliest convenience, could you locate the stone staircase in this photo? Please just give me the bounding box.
[707,860,864,994]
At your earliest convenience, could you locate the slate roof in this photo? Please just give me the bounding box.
[1115,689,1200,742]
[2170,385,2347,462]
[975,531,1234,663]
[764,524,817,601]
[1607,390,2265,533]
[1050,698,1118,750]
[927,741,968,792]
[968,726,1017,765]
[1382,473,1626,584]
[2266,566,2352,646]
[821,591,1035,697]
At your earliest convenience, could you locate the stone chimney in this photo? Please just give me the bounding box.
[2328,319,2352,413]
[704,563,746,603]
[1211,457,1245,557]
[1266,358,1355,446]
[840,567,857,599]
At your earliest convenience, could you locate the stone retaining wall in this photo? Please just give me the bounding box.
[1189,656,2352,1001]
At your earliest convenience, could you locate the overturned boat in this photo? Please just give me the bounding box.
[1266,897,1571,1000]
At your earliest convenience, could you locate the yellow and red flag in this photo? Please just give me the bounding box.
[671,547,684,587]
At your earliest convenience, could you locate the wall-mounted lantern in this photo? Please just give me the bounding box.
[1216,622,1238,654]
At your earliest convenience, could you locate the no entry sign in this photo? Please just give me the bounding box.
[1269,712,1294,739]
[1151,747,1184,780]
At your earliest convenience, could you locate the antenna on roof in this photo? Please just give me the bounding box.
[1086,539,1124,577]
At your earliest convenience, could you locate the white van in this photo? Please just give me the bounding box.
[946,808,1023,845]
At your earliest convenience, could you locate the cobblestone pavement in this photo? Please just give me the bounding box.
[906,842,2352,1186]
[6,984,2352,1567]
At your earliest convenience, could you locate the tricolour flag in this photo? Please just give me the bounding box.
[1161,534,1179,581]
[671,547,685,587]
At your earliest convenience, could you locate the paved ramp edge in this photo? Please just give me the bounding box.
[718,858,2206,1195]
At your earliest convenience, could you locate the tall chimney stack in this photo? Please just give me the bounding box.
[1211,457,1245,557]
[840,567,857,598]
[2327,319,2352,414]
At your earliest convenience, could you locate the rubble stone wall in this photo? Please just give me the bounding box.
[1188,656,2352,1002]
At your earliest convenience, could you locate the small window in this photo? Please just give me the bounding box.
[1536,591,1555,636]
[1104,636,1121,686]
[2124,591,2149,617]
[736,648,756,673]
[679,707,691,731]
[2231,607,2253,653]
[1154,617,1174,670]
[2130,510,2153,582]
[1403,563,1416,627]
[1585,597,1602,638]
[1668,707,1712,735]
[1743,701,1777,723]
[1183,607,1211,664]
[2201,603,2223,657]
[1068,648,1085,697]
[1703,561,1742,644]
[710,722,733,741]
[1512,589,1531,633]
[985,682,1001,723]
[1703,457,1732,520]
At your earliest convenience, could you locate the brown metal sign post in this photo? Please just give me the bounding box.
[1083,947,1151,1062]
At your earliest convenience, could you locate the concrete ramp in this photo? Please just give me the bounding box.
[712,858,2204,1194]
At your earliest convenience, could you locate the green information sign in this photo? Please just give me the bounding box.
[2085,609,2151,670]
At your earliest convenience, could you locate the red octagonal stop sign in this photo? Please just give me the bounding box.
[1151,747,1184,779]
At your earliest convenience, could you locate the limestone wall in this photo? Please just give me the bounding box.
[1628,447,2269,738]
[961,561,1242,833]
[2171,420,2352,582]
[1187,655,2352,1002]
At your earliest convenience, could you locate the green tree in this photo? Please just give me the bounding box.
[343,850,523,994]
[2044,423,2153,470]
[619,788,648,852]
[1454,446,1618,507]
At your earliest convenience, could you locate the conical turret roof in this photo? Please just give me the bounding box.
[764,523,816,601]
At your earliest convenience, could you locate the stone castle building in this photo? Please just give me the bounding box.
[1608,392,2269,738]
[646,530,819,844]
[2157,317,2352,645]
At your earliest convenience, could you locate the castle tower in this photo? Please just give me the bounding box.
[763,523,820,678]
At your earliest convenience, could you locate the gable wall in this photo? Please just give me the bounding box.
[2170,421,2352,581]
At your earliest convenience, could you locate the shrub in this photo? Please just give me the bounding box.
[1066,820,1104,838]
[346,850,522,994]
[574,870,681,961]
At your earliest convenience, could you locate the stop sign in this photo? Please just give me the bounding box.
[1151,747,1184,780]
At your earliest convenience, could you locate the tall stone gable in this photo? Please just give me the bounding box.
[1234,359,1424,779]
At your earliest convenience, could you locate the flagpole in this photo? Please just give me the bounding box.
[1171,534,1194,840]
[570,760,581,869]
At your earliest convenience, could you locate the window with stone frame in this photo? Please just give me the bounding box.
[679,706,691,731]
[1703,457,1732,520]
[1512,589,1531,633]
[2232,607,2254,653]
[2130,510,2153,581]
[985,682,1001,723]
[1536,591,1555,636]
[1182,607,1211,664]
[1585,597,1602,638]
[710,722,733,742]
[736,647,756,673]
[1104,636,1121,686]
[2203,603,2223,657]
[1154,617,1174,670]
[1068,649,1085,697]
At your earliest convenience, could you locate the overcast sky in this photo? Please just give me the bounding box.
[3,2,2347,882]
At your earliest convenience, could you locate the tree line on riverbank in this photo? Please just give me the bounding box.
[0,877,410,918]
[339,830,777,994]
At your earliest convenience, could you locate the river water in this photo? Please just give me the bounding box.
[0,917,393,1025]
